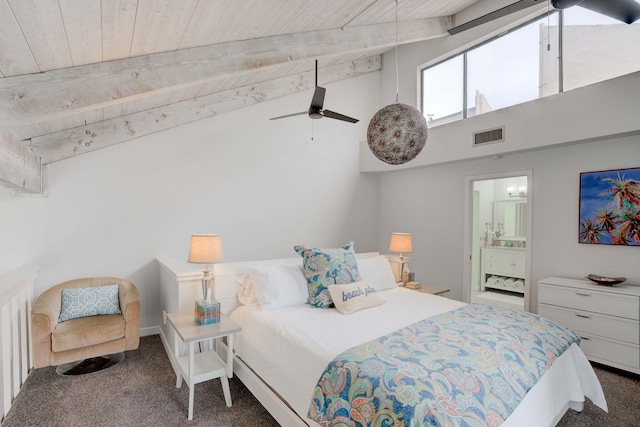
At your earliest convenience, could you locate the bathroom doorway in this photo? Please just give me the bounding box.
[463,171,532,312]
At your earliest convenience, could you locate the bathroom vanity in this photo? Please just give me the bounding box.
[480,246,526,293]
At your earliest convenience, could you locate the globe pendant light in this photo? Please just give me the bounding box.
[367,0,428,165]
[367,103,428,165]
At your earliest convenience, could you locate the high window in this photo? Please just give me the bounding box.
[421,8,640,127]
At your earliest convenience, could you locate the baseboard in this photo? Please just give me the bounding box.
[140,326,160,337]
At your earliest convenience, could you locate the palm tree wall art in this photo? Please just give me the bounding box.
[579,167,640,246]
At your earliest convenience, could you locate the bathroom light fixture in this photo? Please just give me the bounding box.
[507,186,527,198]
[188,234,223,301]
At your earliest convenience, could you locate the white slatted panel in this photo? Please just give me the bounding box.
[10,296,19,398]
[103,104,124,121]
[194,61,312,98]
[179,0,368,48]
[0,0,40,77]
[167,84,205,105]
[0,265,38,422]
[61,109,104,130]
[118,91,172,116]
[15,118,73,139]
[130,0,199,56]
[12,123,47,141]
[7,0,73,71]
[351,0,475,25]
[59,0,103,66]
[176,0,231,48]
[0,0,471,164]
[0,304,10,418]
[3,0,467,78]
[20,286,31,382]
[101,0,138,61]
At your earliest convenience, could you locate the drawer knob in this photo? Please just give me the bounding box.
[580,336,591,341]
[576,292,591,297]
[575,313,591,319]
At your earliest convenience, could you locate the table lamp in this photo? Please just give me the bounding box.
[188,234,223,302]
[389,232,412,284]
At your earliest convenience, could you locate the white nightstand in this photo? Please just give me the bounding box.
[410,283,450,295]
[166,311,241,420]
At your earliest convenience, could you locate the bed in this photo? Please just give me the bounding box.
[209,251,607,426]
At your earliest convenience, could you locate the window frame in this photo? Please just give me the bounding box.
[419,10,561,124]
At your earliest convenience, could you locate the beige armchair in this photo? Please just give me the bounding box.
[31,277,140,369]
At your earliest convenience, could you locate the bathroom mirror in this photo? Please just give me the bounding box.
[493,200,527,238]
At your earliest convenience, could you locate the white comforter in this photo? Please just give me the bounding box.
[229,287,607,426]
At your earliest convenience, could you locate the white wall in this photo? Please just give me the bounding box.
[366,7,640,172]
[0,73,381,330]
[377,133,640,306]
[372,12,640,309]
[365,68,640,171]
[0,187,47,276]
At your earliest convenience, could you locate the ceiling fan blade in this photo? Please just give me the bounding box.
[574,0,640,24]
[269,111,307,120]
[448,0,545,35]
[310,86,326,109]
[323,110,359,123]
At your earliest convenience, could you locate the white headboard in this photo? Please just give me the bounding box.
[157,252,381,316]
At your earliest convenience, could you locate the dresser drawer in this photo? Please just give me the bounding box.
[539,284,639,320]
[539,304,639,344]
[577,332,640,369]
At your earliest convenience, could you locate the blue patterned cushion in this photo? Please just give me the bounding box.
[58,284,122,323]
[294,241,361,308]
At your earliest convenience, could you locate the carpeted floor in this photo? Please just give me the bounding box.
[2,335,278,427]
[3,335,639,426]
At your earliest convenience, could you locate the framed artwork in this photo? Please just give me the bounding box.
[579,167,640,246]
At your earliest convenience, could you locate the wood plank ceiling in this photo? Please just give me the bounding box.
[0,0,479,192]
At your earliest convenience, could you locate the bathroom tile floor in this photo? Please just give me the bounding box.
[471,288,524,310]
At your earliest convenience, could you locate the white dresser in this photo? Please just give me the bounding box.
[538,276,640,374]
[480,247,526,292]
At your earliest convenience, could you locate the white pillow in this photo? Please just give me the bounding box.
[357,255,398,291]
[327,280,386,315]
[236,274,259,305]
[247,264,308,311]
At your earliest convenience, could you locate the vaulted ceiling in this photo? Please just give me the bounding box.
[1,0,483,193]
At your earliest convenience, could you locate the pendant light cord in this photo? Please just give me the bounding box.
[395,0,399,104]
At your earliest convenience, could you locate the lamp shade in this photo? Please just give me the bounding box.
[188,234,223,264]
[389,232,412,253]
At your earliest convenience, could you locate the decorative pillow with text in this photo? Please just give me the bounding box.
[328,280,386,315]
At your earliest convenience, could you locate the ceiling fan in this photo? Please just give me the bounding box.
[269,60,359,123]
[448,0,640,35]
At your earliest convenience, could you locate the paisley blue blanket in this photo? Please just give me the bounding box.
[309,304,580,427]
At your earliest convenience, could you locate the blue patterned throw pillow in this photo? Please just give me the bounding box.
[58,284,122,322]
[294,241,361,309]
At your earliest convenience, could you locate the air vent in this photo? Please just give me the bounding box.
[473,126,505,146]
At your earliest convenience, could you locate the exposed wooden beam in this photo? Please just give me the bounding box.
[0,17,450,128]
[32,57,382,164]
[0,130,41,193]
